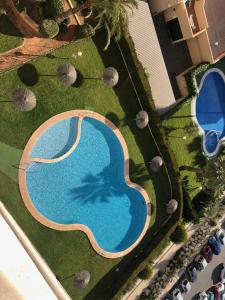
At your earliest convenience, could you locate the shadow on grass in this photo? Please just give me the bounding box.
[186,136,206,167]
[17,63,39,86]
[72,69,84,88]
[0,15,22,37]
[84,31,177,300]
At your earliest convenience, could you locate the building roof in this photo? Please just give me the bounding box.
[128,1,176,114]
[0,202,71,300]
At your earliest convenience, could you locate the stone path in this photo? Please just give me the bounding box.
[0,23,76,72]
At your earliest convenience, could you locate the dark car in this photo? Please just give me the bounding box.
[201,244,213,263]
[187,265,198,282]
[208,236,221,255]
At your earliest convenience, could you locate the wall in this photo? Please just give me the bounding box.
[149,0,182,15]
[164,2,193,40]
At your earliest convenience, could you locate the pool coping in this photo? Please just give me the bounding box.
[19,110,150,259]
[192,68,225,157]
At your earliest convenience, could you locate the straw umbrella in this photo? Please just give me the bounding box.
[11,87,36,111]
[135,110,149,129]
[57,63,77,86]
[167,199,178,214]
[74,270,90,289]
[150,156,163,172]
[102,67,119,87]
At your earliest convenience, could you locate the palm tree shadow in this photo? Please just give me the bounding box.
[17,63,39,86]
[186,136,206,167]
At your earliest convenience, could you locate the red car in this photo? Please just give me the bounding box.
[211,286,221,300]
[201,244,213,263]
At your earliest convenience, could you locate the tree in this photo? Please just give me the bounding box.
[55,0,138,49]
[180,156,225,198]
[170,224,188,244]
[0,0,39,37]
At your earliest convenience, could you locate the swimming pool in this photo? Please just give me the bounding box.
[19,111,150,258]
[193,68,225,157]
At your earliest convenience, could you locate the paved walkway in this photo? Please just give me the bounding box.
[0,25,76,72]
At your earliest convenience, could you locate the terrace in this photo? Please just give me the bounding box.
[205,0,225,60]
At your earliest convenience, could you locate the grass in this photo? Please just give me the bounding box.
[0,33,171,299]
[0,14,23,53]
[162,56,225,204]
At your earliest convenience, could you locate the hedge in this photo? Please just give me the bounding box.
[170,224,188,244]
[43,0,64,18]
[40,19,59,38]
[185,62,210,97]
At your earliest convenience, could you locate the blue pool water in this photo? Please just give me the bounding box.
[26,117,148,253]
[196,70,225,155]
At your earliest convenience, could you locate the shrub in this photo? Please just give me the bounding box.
[170,224,188,244]
[138,265,153,280]
[75,24,95,39]
[40,19,59,38]
[43,0,64,18]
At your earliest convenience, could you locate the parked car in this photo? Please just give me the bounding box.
[198,291,208,300]
[220,264,225,283]
[216,282,225,293]
[207,291,215,300]
[216,228,225,245]
[211,286,221,300]
[195,255,208,271]
[187,265,198,282]
[221,291,225,300]
[201,244,213,263]
[171,287,183,300]
[208,236,221,255]
[180,278,191,294]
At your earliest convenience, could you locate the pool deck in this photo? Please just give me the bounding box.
[19,110,150,259]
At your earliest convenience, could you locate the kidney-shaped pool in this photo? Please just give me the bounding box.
[19,110,150,258]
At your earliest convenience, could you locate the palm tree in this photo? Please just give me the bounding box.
[180,156,225,197]
[55,0,138,49]
[0,0,39,37]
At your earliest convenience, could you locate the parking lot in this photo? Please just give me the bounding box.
[183,247,225,300]
[169,222,225,300]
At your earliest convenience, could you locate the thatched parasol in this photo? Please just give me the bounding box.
[167,199,178,214]
[135,110,149,128]
[57,63,77,86]
[102,67,119,87]
[74,270,90,289]
[150,156,163,172]
[11,87,36,111]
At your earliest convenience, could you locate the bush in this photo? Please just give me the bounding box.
[138,265,153,280]
[43,0,64,18]
[75,24,95,39]
[40,19,59,38]
[170,224,188,244]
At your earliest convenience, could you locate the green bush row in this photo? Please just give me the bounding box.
[185,62,210,97]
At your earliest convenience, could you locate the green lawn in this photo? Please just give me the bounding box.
[162,57,225,204]
[0,14,23,53]
[0,33,171,299]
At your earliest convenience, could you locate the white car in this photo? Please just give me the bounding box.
[195,255,208,271]
[172,288,183,300]
[198,292,208,300]
[180,278,191,294]
[216,228,225,245]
